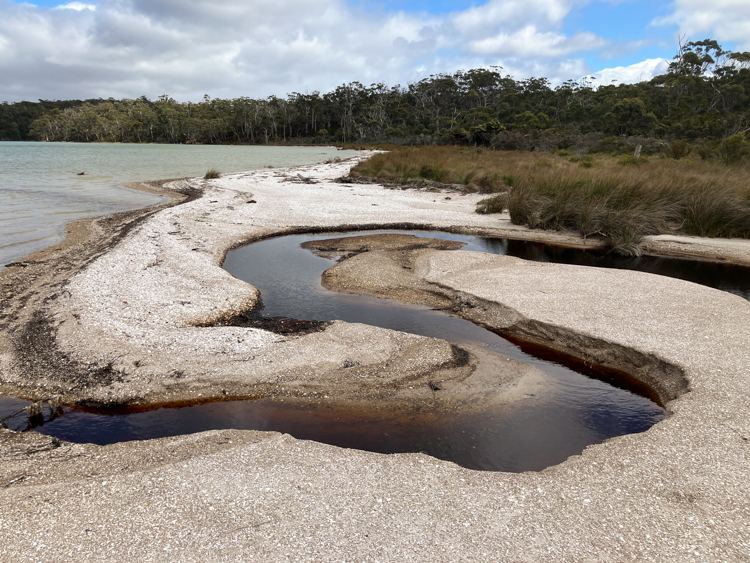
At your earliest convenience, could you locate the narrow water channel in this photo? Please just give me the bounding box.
[0,230,683,472]
[3,231,747,471]
[483,237,750,301]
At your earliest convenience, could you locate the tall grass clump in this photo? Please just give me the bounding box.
[682,184,750,237]
[506,157,750,253]
[204,168,221,179]
[352,146,750,254]
[476,193,507,214]
[350,147,524,193]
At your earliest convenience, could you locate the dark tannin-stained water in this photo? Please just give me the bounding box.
[483,237,750,301]
[0,230,687,472]
[0,390,652,473]
[3,231,747,471]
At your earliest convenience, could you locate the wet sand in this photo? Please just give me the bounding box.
[1,154,750,561]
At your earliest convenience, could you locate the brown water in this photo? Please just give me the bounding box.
[1,231,673,472]
[482,237,750,301]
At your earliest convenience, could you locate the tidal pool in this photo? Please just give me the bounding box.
[2,231,675,472]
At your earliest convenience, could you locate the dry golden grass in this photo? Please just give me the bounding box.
[352,146,519,192]
[351,147,750,255]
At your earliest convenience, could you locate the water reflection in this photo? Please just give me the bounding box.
[7,229,741,472]
[0,391,659,472]
[497,238,750,301]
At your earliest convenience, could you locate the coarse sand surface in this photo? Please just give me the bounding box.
[1,153,750,561]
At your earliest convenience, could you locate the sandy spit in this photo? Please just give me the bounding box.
[1,153,750,561]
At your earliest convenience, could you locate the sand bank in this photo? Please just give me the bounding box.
[1,154,750,561]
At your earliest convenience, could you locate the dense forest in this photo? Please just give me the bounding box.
[2,39,749,158]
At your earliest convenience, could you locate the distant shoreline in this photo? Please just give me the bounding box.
[0,143,357,269]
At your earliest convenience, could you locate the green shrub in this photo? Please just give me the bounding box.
[718,133,749,164]
[670,140,692,159]
[617,154,648,165]
[591,136,627,154]
[695,142,715,160]
[570,155,593,166]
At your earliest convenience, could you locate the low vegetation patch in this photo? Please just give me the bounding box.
[351,146,519,193]
[204,168,221,179]
[351,147,750,256]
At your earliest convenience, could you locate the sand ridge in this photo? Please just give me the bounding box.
[1,153,750,561]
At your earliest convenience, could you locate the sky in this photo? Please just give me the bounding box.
[1,0,748,102]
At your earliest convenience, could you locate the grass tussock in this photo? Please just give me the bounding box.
[204,168,221,179]
[351,146,750,254]
[476,193,507,214]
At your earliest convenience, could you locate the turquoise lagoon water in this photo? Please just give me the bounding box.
[0,142,356,267]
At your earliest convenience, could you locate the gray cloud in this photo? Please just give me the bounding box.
[0,0,630,102]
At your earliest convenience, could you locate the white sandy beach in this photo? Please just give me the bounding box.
[1,154,750,561]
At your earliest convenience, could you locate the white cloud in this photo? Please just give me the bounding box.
[0,0,618,102]
[593,58,670,85]
[468,27,606,57]
[653,0,750,51]
[56,2,96,10]
[454,0,575,33]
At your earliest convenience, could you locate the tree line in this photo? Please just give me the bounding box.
[2,39,749,157]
